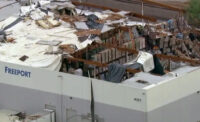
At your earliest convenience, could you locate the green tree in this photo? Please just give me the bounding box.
[187,0,200,27]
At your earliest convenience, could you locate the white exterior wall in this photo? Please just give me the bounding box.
[145,68,200,112]
[0,61,147,112]
[1,61,200,122]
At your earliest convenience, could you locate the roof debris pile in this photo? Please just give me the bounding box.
[1,0,200,85]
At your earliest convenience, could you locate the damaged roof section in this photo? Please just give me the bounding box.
[0,0,200,88]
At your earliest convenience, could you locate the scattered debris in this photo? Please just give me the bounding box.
[74,21,89,30]
[59,44,77,54]
[62,15,87,23]
[1,0,200,83]
[136,80,149,84]
[36,40,62,46]
[19,55,29,62]
[75,29,101,37]
[36,17,61,29]
[6,38,15,43]
[0,30,6,42]
[106,63,126,83]
[86,14,103,30]
[11,112,26,120]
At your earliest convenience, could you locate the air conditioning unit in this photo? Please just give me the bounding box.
[136,51,155,72]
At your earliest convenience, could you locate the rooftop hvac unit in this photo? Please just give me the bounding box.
[136,51,155,72]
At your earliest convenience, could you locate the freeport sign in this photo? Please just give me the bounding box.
[5,66,31,78]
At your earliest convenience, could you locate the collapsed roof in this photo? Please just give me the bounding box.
[0,0,200,86]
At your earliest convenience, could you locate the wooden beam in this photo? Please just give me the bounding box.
[72,1,119,12]
[96,42,139,54]
[99,43,200,65]
[66,57,141,74]
[73,43,99,57]
[75,29,101,37]
[127,12,156,22]
[75,41,200,64]
[155,54,200,65]
[67,57,107,67]
[72,1,157,22]
[142,0,185,12]
[73,40,139,58]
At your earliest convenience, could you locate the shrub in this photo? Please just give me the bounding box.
[187,0,200,27]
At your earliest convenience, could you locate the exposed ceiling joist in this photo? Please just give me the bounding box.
[66,57,141,74]
[74,41,200,66]
[155,54,200,65]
